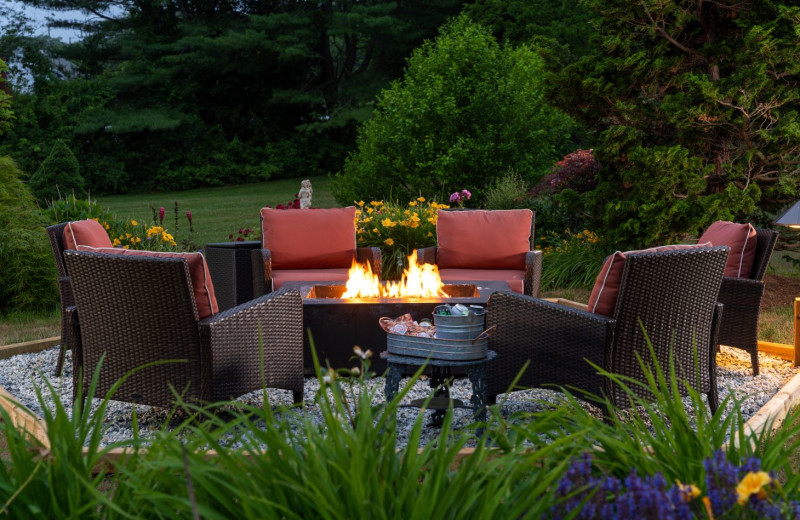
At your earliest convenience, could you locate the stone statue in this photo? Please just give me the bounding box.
[298,179,313,209]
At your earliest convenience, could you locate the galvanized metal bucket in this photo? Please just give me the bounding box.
[432,305,486,340]
[380,318,496,361]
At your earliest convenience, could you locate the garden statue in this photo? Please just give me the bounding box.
[298,179,313,209]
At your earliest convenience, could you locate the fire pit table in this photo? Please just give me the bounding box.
[281,280,510,373]
[380,350,498,427]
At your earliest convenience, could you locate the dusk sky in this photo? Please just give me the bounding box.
[4,1,89,42]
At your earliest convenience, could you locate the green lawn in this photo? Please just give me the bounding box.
[96,175,339,247]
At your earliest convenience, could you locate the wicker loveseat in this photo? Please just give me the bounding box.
[485,246,729,413]
[64,250,304,408]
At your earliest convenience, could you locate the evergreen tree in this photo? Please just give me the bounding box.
[556,1,800,248]
[29,139,85,201]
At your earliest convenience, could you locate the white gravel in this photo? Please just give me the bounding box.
[0,346,796,448]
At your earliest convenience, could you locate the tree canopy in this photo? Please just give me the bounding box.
[333,14,575,204]
[555,0,800,247]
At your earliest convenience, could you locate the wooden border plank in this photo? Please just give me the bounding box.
[0,337,60,360]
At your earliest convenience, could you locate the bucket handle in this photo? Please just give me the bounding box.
[471,325,497,344]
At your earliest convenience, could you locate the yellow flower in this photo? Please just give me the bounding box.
[426,232,432,237]
[675,481,701,502]
[125,233,132,239]
[112,238,121,246]
[372,228,379,234]
[385,238,394,246]
[357,200,365,206]
[408,201,417,207]
[367,208,374,214]
[103,223,110,230]
[381,218,396,228]
[737,471,771,505]
[370,201,383,207]
[131,220,138,226]
[417,196,425,202]
[428,217,437,225]
[122,245,130,249]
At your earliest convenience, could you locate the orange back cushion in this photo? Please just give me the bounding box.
[587,244,710,317]
[75,246,219,319]
[698,221,757,278]
[436,209,532,269]
[63,220,113,250]
[261,207,357,269]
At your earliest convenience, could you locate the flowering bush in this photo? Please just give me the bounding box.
[551,451,800,519]
[354,197,449,279]
[229,227,259,242]
[448,189,471,208]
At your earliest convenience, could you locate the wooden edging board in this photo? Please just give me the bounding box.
[1,337,800,473]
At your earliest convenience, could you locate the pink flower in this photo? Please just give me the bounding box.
[460,189,471,200]
[158,206,165,224]
[449,192,461,203]
[276,204,285,210]
[186,210,192,223]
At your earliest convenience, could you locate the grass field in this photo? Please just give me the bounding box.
[96,175,339,247]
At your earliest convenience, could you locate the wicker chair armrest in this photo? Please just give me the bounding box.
[416,247,437,265]
[486,291,614,400]
[524,250,543,297]
[198,288,303,401]
[66,306,83,400]
[356,247,382,278]
[716,276,765,349]
[542,298,589,311]
[251,248,272,296]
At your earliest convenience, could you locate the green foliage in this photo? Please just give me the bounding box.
[28,140,85,203]
[0,156,57,314]
[333,14,575,204]
[0,59,12,136]
[2,1,466,193]
[483,169,529,210]
[555,1,800,248]
[539,229,611,290]
[5,329,800,515]
[41,193,112,224]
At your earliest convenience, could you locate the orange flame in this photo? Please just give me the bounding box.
[342,250,450,298]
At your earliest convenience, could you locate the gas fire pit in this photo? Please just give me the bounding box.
[281,280,510,373]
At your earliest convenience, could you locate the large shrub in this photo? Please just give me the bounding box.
[0,156,58,314]
[28,139,86,202]
[554,1,800,248]
[333,14,575,205]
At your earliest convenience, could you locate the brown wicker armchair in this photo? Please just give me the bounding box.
[716,227,778,375]
[46,222,75,377]
[64,250,304,408]
[252,206,381,296]
[486,246,729,413]
[417,209,542,297]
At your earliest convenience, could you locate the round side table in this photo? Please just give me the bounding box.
[380,350,497,426]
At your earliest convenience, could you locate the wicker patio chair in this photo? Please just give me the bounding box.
[46,222,76,377]
[416,209,542,296]
[64,250,304,408]
[485,246,729,413]
[252,206,381,296]
[715,227,778,375]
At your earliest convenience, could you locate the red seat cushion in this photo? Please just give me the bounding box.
[76,246,219,319]
[698,221,757,278]
[63,219,113,250]
[272,268,352,290]
[436,209,532,269]
[587,244,710,317]
[261,207,356,269]
[438,268,525,294]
